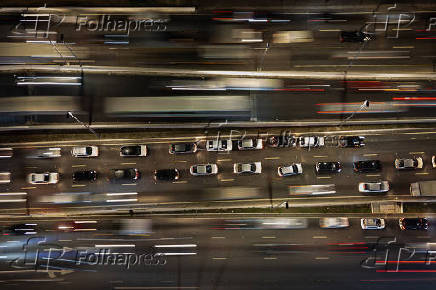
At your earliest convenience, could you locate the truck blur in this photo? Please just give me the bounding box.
[410,181,436,196]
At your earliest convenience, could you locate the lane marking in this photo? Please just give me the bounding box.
[121,183,137,186]
[262,236,276,239]
[212,257,227,260]
[220,179,234,182]
[315,257,330,260]
[366,174,381,177]
[317,176,331,179]
[364,236,379,239]
[24,166,37,169]
[363,153,378,157]
[20,187,36,190]
[72,164,86,167]
[72,184,86,187]
[319,29,341,32]
[211,236,225,239]
[313,236,327,239]
[264,257,277,260]
[393,46,414,49]
[121,162,136,165]
[313,155,328,158]
[416,172,429,175]
[409,152,424,154]
[176,161,188,163]
[217,159,232,162]
[173,181,188,184]
[264,157,280,160]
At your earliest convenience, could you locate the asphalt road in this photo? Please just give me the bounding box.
[0,216,435,290]
[2,128,436,214]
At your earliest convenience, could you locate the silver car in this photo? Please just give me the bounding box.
[358,181,389,193]
[361,218,385,230]
[72,146,99,158]
[237,138,263,150]
[277,163,303,177]
[27,172,59,184]
[233,162,262,174]
[190,164,218,176]
[207,139,232,152]
[395,157,423,170]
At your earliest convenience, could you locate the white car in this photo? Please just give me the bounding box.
[361,218,385,230]
[71,146,98,158]
[0,172,11,184]
[394,157,423,170]
[120,145,147,157]
[207,139,233,152]
[190,164,218,176]
[432,155,436,168]
[233,162,262,174]
[27,172,59,184]
[319,217,349,228]
[278,163,303,177]
[299,136,325,148]
[358,181,389,193]
[237,138,263,150]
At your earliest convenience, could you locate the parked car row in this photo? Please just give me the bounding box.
[320,217,429,230]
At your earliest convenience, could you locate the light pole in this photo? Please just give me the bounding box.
[67,111,99,138]
[338,100,369,127]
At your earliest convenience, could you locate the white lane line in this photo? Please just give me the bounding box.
[315,257,330,260]
[313,155,328,158]
[212,257,227,260]
[121,183,137,186]
[409,152,425,154]
[211,236,226,239]
[264,257,277,260]
[95,244,135,248]
[393,46,414,49]
[317,176,331,179]
[416,172,429,175]
[262,236,276,239]
[72,164,86,167]
[319,29,341,32]
[366,174,381,177]
[176,160,188,163]
[264,157,280,160]
[20,187,36,190]
[121,162,136,165]
[363,153,379,157]
[72,184,86,187]
[154,244,197,248]
[313,236,327,239]
[173,181,188,184]
[217,159,232,162]
[220,179,234,182]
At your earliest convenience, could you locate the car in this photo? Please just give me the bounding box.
[267,135,297,148]
[73,170,97,182]
[237,138,263,150]
[169,143,197,154]
[233,162,262,174]
[278,163,303,176]
[71,146,98,157]
[207,139,232,152]
[319,217,349,229]
[361,218,385,230]
[395,157,423,170]
[299,136,325,148]
[111,168,140,182]
[338,136,365,148]
[315,162,341,174]
[154,169,180,181]
[57,220,97,232]
[358,181,389,193]
[29,148,61,159]
[190,164,218,176]
[3,223,38,235]
[0,148,13,158]
[399,218,429,230]
[0,172,11,184]
[120,145,147,157]
[353,160,382,173]
[27,172,59,184]
[432,155,436,168]
[339,31,372,42]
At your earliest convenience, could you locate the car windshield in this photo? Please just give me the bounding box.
[368,183,381,191]
[241,139,253,147]
[86,147,92,155]
[175,144,187,151]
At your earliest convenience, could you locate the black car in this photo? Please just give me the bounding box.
[316,162,342,174]
[120,145,147,157]
[399,218,429,230]
[338,136,365,148]
[111,168,140,182]
[73,170,97,182]
[154,169,180,181]
[169,143,197,154]
[267,135,297,148]
[353,160,382,173]
[340,31,372,42]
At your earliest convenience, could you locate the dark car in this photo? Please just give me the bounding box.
[111,168,140,182]
[353,160,382,173]
[338,136,365,148]
[120,145,147,157]
[267,135,297,148]
[154,169,180,181]
[3,223,39,235]
[169,143,197,154]
[73,170,97,182]
[316,162,342,174]
[399,218,429,231]
[340,31,372,42]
